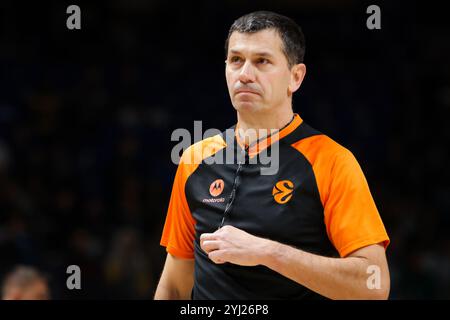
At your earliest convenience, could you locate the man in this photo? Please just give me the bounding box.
[2,266,50,300]
[155,11,390,300]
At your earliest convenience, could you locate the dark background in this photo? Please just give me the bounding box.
[0,0,449,299]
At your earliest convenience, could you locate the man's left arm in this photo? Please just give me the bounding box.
[200,225,390,300]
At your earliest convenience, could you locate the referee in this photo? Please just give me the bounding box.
[155,11,390,300]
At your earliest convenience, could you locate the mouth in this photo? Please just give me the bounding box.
[235,90,260,96]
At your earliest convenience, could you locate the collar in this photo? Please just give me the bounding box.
[235,113,303,158]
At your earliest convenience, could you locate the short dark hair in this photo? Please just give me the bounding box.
[225,11,306,68]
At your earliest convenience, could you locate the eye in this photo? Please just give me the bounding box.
[229,56,243,64]
[256,58,270,65]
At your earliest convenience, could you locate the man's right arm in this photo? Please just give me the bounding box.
[154,253,194,300]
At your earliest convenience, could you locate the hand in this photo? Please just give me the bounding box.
[200,225,271,266]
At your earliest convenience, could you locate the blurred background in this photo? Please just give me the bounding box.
[0,0,449,299]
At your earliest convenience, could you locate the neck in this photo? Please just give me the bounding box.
[236,106,294,146]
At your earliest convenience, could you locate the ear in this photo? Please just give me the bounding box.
[288,63,306,95]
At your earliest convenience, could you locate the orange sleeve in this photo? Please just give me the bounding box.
[292,135,390,258]
[160,135,227,259]
[160,156,197,259]
[323,149,390,257]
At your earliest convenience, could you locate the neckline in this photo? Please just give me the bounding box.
[235,113,303,158]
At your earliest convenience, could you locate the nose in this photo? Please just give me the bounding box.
[238,61,256,84]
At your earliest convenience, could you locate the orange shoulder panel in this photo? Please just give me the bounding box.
[291,135,390,257]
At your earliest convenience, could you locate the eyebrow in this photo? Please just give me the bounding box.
[228,49,275,58]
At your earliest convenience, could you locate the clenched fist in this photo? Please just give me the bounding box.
[200,225,274,266]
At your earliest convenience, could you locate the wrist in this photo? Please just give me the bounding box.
[259,239,283,268]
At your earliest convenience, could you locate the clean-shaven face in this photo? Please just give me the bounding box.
[225,29,293,113]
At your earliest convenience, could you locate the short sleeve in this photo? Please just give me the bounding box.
[160,158,196,259]
[324,150,390,257]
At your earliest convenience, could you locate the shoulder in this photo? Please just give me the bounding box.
[290,132,354,167]
[180,133,227,166]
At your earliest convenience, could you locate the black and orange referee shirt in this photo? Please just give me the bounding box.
[160,114,390,299]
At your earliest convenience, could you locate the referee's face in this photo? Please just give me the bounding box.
[225,29,299,114]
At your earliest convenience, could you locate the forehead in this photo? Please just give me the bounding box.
[227,29,284,56]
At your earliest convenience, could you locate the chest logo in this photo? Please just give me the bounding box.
[272,180,294,204]
[209,179,225,197]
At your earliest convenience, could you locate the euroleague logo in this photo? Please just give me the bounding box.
[209,179,225,197]
[272,180,294,204]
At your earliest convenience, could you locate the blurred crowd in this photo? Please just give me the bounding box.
[1,1,449,298]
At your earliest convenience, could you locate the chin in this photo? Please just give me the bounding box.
[233,100,262,112]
